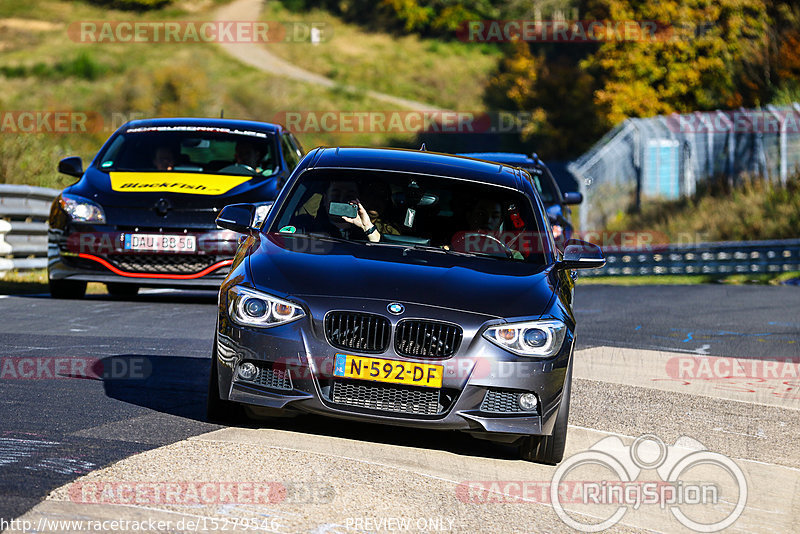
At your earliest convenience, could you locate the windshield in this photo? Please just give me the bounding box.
[96,126,279,178]
[519,165,559,204]
[269,169,547,263]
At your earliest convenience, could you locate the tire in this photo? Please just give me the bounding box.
[106,283,139,297]
[49,279,87,299]
[519,360,572,464]
[206,348,245,425]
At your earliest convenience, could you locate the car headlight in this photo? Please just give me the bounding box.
[483,319,566,357]
[59,193,106,223]
[228,286,305,328]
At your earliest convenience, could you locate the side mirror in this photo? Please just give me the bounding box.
[557,239,605,270]
[216,204,257,234]
[58,157,83,177]
[563,191,583,205]
[252,202,274,228]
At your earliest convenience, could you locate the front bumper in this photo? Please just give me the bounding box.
[215,296,572,440]
[48,225,239,287]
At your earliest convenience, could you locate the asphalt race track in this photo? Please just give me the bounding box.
[1,284,798,533]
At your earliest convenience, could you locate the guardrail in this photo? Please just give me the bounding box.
[0,185,59,277]
[1,182,799,280]
[583,238,800,277]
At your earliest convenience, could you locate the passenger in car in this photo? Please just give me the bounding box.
[152,146,177,171]
[361,182,400,236]
[295,181,382,243]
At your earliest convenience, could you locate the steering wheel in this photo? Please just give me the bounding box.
[451,232,516,259]
[480,233,516,258]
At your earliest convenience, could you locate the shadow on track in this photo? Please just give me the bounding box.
[96,354,519,461]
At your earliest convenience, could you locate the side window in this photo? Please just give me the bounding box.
[288,133,304,157]
[281,134,300,171]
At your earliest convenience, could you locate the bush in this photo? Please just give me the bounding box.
[0,52,110,81]
[82,0,171,11]
[605,174,800,242]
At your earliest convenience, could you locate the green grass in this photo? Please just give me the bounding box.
[0,269,49,294]
[259,3,502,111]
[0,0,417,188]
[0,269,114,295]
[578,271,800,286]
[604,174,800,243]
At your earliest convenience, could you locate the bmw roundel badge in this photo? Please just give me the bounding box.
[387,303,405,315]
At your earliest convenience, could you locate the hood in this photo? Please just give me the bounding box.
[249,234,557,319]
[66,167,282,227]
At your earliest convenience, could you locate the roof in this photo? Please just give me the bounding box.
[308,147,523,189]
[460,152,580,193]
[457,152,536,166]
[121,117,283,134]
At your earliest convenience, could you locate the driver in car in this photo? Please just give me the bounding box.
[235,141,262,168]
[466,198,503,232]
[457,198,524,258]
[219,140,268,175]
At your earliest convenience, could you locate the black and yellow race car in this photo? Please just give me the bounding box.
[48,118,304,298]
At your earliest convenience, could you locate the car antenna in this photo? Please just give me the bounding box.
[419,143,426,151]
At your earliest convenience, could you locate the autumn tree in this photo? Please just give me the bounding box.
[578,0,770,127]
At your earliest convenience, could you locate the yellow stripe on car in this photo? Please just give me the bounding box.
[109,172,251,195]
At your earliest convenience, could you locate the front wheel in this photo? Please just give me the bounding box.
[519,360,572,464]
[49,278,87,299]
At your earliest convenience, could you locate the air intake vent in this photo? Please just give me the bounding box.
[395,320,462,358]
[107,254,222,274]
[480,390,536,413]
[331,380,441,415]
[252,363,292,390]
[325,312,391,353]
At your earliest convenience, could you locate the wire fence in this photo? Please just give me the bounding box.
[568,103,800,231]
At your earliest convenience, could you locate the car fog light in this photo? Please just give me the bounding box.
[518,393,537,411]
[238,362,258,381]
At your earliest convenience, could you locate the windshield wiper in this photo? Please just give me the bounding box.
[401,244,516,261]
[281,232,352,244]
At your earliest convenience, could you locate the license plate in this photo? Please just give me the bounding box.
[333,353,443,389]
[124,234,196,253]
